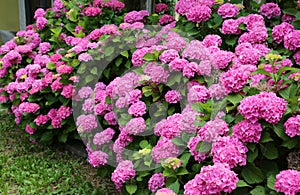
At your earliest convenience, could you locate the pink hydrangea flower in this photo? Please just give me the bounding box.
[221,19,241,35]
[159,49,180,64]
[239,92,287,124]
[212,136,248,168]
[152,138,180,163]
[154,114,182,139]
[78,53,93,62]
[187,85,211,104]
[88,150,108,167]
[36,17,48,30]
[155,3,168,13]
[78,86,93,99]
[274,170,300,195]
[159,14,175,25]
[294,50,300,65]
[202,34,222,48]
[19,102,40,113]
[124,117,146,135]
[184,163,238,195]
[148,173,166,192]
[198,116,229,142]
[76,114,98,132]
[284,30,300,51]
[34,114,49,126]
[260,3,281,19]
[132,47,152,66]
[61,84,74,99]
[284,115,300,138]
[128,101,146,116]
[84,7,102,16]
[144,62,170,83]
[272,22,294,44]
[111,160,136,190]
[165,90,182,104]
[155,188,177,195]
[104,111,117,125]
[93,128,115,146]
[25,124,36,135]
[124,10,149,24]
[233,120,263,143]
[218,3,239,18]
[186,5,211,23]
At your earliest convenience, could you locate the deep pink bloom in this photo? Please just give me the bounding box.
[148,173,166,192]
[274,170,300,195]
[260,3,281,19]
[218,3,239,18]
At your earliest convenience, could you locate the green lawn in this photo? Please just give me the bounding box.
[0,112,118,195]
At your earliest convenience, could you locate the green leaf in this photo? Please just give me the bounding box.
[236,180,250,187]
[143,53,156,61]
[125,184,137,195]
[225,36,238,46]
[168,179,180,194]
[176,167,189,176]
[260,143,278,160]
[273,124,289,141]
[40,131,54,142]
[90,67,98,75]
[196,141,212,153]
[58,133,68,143]
[50,27,62,37]
[46,62,56,70]
[247,148,258,163]
[250,69,272,77]
[283,8,298,16]
[103,68,110,79]
[260,132,273,143]
[139,140,149,148]
[71,59,80,67]
[120,51,129,58]
[226,94,243,106]
[115,57,123,67]
[241,163,264,184]
[277,66,299,76]
[267,174,276,190]
[172,138,186,147]
[104,46,114,57]
[85,75,94,84]
[68,9,78,22]
[180,153,191,167]
[282,137,300,149]
[142,86,153,97]
[250,186,266,195]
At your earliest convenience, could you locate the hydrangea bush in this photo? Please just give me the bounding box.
[1,0,300,195]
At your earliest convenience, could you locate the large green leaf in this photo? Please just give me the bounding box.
[241,163,265,184]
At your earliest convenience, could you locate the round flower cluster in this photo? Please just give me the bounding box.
[111,160,136,190]
[93,128,115,146]
[272,22,294,44]
[148,173,166,192]
[154,114,182,139]
[274,170,300,195]
[212,136,248,168]
[284,115,300,138]
[124,10,149,24]
[184,163,239,195]
[260,3,281,19]
[217,3,239,18]
[284,30,300,51]
[165,90,182,104]
[152,138,180,163]
[124,117,146,135]
[87,150,108,167]
[155,3,168,13]
[186,5,212,23]
[239,92,287,124]
[187,85,211,104]
[233,120,263,143]
[76,114,98,132]
[159,14,175,25]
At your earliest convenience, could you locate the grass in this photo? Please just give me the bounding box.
[0,112,118,195]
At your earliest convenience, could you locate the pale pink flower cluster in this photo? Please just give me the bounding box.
[152,138,180,163]
[93,128,115,146]
[156,188,177,195]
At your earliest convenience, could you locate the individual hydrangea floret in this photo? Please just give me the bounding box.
[284,115,300,138]
[184,163,239,195]
[148,173,166,193]
[218,3,239,18]
[274,170,300,195]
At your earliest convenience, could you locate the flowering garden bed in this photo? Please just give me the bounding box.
[1,0,300,194]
